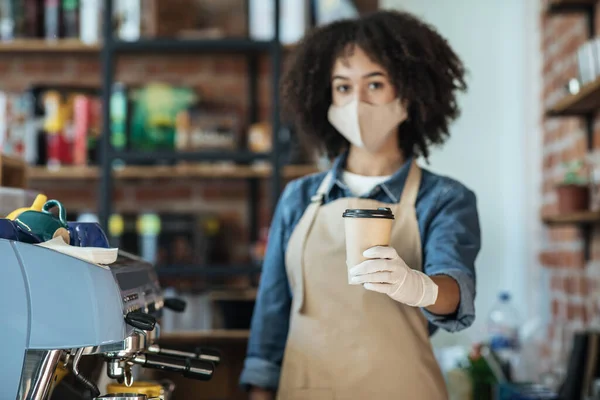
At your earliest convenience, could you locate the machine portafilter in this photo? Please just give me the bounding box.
[146,344,221,365]
[101,310,217,387]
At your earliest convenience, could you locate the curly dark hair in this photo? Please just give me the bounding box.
[280,10,467,161]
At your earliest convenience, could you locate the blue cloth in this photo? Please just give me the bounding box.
[239,152,481,390]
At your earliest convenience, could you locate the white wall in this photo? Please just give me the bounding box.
[380,0,543,347]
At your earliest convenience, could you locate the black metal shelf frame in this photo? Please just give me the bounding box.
[111,150,270,164]
[98,1,283,272]
[110,38,273,53]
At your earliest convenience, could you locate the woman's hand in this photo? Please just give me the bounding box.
[248,386,275,400]
[348,246,438,307]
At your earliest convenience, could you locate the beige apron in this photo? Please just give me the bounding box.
[278,161,447,400]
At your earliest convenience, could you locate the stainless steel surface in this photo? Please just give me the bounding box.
[124,365,134,387]
[94,395,148,400]
[72,347,85,378]
[17,350,62,400]
[131,354,213,377]
[147,344,220,364]
[99,329,156,384]
[108,359,125,379]
[84,330,148,357]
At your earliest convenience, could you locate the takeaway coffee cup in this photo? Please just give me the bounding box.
[342,207,395,284]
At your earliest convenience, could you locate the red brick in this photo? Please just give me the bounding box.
[590,231,600,259]
[74,59,101,76]
[259,56,273,76]
[0,56,12,74]
[551,298,561,317]
[551,275,563,290]
[567,303,585,321]
[581,276,590,296]
[134,185,193,202]
[563,63,579,84]
[19,56,70,75]
[544,203,559,215]
[141,56,216,76]
[575,135,587,156]
[594,131,600,150]
[548,226,580,241]
[540,250,585,268]
[564,275,576,294]
[213,56,247,75]
[542,179,555,194]
[562,33,586,59]
[547,323,554,341]
[199,182,247,200]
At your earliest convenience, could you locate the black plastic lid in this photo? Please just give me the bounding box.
[342,207,394,219]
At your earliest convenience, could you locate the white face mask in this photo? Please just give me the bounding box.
[327,97,408,152]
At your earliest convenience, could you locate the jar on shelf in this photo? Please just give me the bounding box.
[556,160,590,213]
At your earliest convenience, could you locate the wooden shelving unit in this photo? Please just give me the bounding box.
[208,289,257,301]
[542,211,600,224]
[0,39,100,53]
[0,153,27,188]
[547,75,600,116]
[544,2,598,262]
[0,38,293,54]
[159,329,250,342]
[27,164,319,181]
[549,0,597,6]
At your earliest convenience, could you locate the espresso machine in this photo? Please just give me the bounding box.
[1,237,220,400]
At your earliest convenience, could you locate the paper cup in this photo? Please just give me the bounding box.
[343,207,394,284]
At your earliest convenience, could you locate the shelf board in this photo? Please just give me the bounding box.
[546,75,600,116]
[548,0,597,5]
[159,330,250,341]
[111,150,270,163]
[156,264,262,278]
[208,289,257,301]
[542,211,600,224]
[0,39,100,53]
[111,38,272,53]
[547,0,597,13]
[28,164,319,181]
[0,38,294,54]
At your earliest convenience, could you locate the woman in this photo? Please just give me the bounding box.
[240,9,480,400]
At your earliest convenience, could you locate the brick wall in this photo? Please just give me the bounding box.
[540,4,600,377]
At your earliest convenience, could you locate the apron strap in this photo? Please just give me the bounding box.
[399,160,421,207]
[294,171,333,314]
[310,170,334,204]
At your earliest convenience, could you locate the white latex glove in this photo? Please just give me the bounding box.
[348,246,439,307]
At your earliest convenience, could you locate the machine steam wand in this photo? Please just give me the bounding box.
[72,347,101,398]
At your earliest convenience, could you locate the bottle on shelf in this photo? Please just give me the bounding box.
[487,291,521,381]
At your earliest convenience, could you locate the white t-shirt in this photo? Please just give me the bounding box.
[341,170,391,197]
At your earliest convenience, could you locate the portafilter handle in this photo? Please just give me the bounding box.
[125,311,156,331]
[132,353,214,381]
[147,343,221,365]
[163,297,187,313]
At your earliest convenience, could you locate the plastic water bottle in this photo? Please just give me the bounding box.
[488,292,521,378]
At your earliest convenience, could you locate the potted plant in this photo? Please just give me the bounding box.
[556,160,589,213]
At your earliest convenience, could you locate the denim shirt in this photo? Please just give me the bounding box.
[239,153,481,390]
